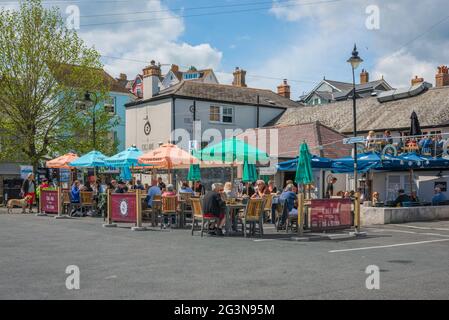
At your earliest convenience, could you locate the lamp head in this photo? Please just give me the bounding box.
[347,44,363,70]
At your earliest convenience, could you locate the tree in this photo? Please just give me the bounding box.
[0,0,118,169]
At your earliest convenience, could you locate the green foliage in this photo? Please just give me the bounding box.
[0,0,117,168]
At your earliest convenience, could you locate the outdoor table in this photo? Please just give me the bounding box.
[150,198,186,228]
[225,202,247,236]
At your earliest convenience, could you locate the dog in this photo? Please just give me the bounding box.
[6,195,33,214]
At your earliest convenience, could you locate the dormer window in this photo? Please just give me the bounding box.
[184,73,199,80]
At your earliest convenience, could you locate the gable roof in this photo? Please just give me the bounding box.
[126,81,302,109]
[237,122,351,159]
[273,86,449,133]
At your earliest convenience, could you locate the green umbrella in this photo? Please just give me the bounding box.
[194,137,269,164]
[187,164,201,182]
[242,160,258,183]
[295,142,314,186]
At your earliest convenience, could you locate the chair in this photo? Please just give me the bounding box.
[274,199,286,232]
[179,192,193,225]
[80,191,95,214]
[239,198,265,238]
[190,198,218,237]
[160,196,178,229]
[286,195,299,233]
[144,194,161,227]
[263,194,274,223]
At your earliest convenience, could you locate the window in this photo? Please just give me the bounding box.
[386,174,417,201]
[209,105,233,124]
[104,96,116,114]
[184,73,199,80]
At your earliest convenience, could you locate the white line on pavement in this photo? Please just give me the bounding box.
[329,239,449,253]
[389,224,449,231]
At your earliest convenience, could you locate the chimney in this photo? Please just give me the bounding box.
[277,79,291,99]
[142,60,161,99]
[232,67,247,87]
[411,75,424,86]
[360,69,369,84]
[119,73,127,81]
[171,64,179,73]
[435,65,449,87]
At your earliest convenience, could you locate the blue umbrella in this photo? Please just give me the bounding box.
[69,150,108,167]
[119,166,132,181]
[104,146,144,167]
[277,155,333,171]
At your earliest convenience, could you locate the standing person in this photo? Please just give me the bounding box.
[157,177,167,191]
[202,183,226,236]
[325,177,337,198]
[70,180,81,215]
[21,173,36,213]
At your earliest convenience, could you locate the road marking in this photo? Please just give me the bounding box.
[253,237,292,242]
[329,239,449,253]
[389,224,449,232]
[370,228,417,234]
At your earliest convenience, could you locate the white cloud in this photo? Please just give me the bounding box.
[78,0,222,79]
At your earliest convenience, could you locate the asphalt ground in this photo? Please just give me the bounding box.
[0,208,448,300]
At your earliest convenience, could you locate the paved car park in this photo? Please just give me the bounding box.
[0,209,448,299]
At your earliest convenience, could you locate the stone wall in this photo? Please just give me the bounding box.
[361,206,449,225]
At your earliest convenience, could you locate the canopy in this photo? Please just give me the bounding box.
[242,160,258,183]
[277,155,333,171]
[295,142,314,185]
[104,146,143,167]
[46,153,79,169]
[187,164,201,182]
[194,137,269,165]
[331,152,384,173]
[69,150,108,168]
[138,143,198,169]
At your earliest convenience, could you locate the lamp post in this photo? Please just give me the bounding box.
[83,91,98,150]
[347,44,363,192]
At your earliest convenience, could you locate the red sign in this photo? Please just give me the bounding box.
[111,193,137,223]
[41,190,59,214]
[310,199,352,232]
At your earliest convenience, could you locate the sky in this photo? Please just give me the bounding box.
[2,0,449,99]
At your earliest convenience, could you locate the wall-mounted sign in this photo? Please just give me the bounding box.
[144,120,151,136]
[20,166,33,179]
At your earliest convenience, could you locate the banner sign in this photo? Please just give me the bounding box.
[111,193,137,223]
[310,199,352,232]
[41,190,59,214]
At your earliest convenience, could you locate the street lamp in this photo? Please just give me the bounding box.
[79,91,98,150]
[347,44,363,192]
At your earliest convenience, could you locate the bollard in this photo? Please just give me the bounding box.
[132,189,146,231]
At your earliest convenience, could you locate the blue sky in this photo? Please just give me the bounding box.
[2,0,449,98]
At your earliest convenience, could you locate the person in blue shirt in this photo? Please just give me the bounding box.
[71,180,81,203]
[146,180,162,208]
[432,187,447,206]
[133,179,145,191]
[279,184,297,225]
[179,181,195,195]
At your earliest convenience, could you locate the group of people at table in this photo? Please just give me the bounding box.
[365,130,446,154]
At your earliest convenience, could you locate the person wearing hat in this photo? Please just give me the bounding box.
[114,181,128,194]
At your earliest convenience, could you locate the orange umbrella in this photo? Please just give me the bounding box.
[46,153,79,169]
[138,143,198,169]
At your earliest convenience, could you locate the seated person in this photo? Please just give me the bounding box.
[114,181,128,194]
[383,130,393,145]
[202,183,226,236]
[133,180,145,190]
[251,180,270,199]
[223,182,237,200]
[432,187,447,206]
[162,184,176,197]
[365,131,376,149]
[279,184,297,224]
[410,191,420,202]
[146,180,161,208]
[393,189,411,207]
[372,192,380,205]
[179,181,195,195]
[71,180,81,203]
